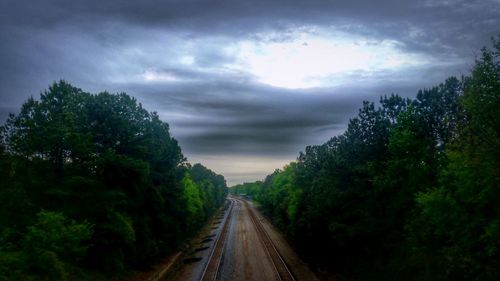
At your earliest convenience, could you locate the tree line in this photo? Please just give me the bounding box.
[231,38,499,280]
[0,83,227,280]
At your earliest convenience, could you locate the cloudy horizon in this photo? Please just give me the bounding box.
[1,0,499,185]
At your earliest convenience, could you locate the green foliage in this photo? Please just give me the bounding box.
[0,211,92,281]
[238,38,499,280]
[189,163,228,220]
[230,181,264,202]
[0,250,24,281]
[24,211,93,262]
[0,81,227,279]
[407,36,500,281]
[181,173,204,232]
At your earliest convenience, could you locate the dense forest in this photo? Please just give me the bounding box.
[0,83,228,280]
[231,39,499,280]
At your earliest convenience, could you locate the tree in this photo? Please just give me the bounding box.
[0,81,228,277]
[0,211,92,281]
[409,36,500,281]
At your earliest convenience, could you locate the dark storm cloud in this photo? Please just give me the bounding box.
[124,77,416,158]
[2,0,498,54]
[1,0,499,184]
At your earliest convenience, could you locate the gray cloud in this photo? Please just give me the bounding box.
[122,75,430,160]
[2,1,497,52]
[0,0,498,184]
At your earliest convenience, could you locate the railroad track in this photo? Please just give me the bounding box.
[200,199,234,281]
[238,198,297,281]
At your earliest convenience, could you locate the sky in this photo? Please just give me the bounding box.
[0,0,499,185]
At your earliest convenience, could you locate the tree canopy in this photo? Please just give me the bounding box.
[0,82,227,280]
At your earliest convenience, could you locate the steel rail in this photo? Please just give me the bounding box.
[199,199,234,281]
[238,198,296,281]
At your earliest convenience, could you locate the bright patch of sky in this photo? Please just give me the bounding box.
[138,28,432,90]
[142,70,181,82]
[229,30,430,89]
